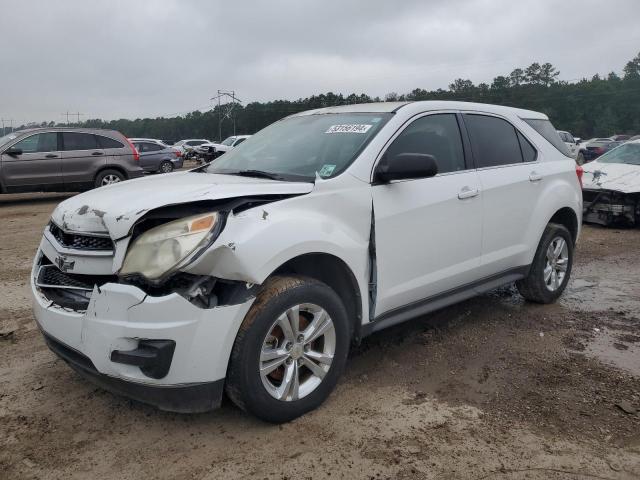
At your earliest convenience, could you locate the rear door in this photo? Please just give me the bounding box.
[61,132,105,189]
[1,132,61,191]
[136,141,164,171]
[372,112,483,316]
[462,113,540,276]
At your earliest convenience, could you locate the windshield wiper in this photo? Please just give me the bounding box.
[223,169,286,180]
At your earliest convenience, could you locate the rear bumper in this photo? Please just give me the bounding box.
[43,331,224,412]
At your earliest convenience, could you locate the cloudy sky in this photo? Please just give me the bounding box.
[2,0,639,123]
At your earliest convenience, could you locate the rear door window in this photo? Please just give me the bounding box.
[62,132,99,151]
[517,132,537,162]
[464,114,524,167]
[138,142,163,153]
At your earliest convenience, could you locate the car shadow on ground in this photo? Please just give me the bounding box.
[0,192,75,206]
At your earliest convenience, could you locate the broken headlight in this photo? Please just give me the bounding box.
[120,212,220,282]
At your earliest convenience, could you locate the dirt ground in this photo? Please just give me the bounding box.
[1,192,639,480]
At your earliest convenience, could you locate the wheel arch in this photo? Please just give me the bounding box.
[95,165,129,182]
[270,252,363,342]
[548,206,579,245]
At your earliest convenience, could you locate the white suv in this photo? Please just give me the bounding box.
[31,101,583,422]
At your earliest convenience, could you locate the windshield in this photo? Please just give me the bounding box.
[207,113,391,181]
[596,143,640,166]
[0,133,18,148]
[221,136,236,146]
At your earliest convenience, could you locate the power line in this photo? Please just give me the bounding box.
[211,90,242,140]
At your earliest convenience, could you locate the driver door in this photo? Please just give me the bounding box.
[1,132,62,191]
[371,112,483,317]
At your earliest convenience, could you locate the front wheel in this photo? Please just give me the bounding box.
[516,223,574,303]
[226,276,350,423]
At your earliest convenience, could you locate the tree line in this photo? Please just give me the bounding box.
[15,52,640,141]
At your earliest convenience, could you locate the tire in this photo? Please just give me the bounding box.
[95,169,125,188]
[516,223,573,304]
[159,161,174,173]
[226,275,350,423]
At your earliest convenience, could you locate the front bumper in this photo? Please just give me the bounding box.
[31,246,254,413]
[43,331,224,413]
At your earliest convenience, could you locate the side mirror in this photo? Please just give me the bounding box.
[375,153,438,183]
[4,147,22,156]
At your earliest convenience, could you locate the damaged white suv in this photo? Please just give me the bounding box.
[32,101,583,422]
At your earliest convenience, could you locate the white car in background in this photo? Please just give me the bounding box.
[557,130,580,161]
[582,139,640,226]
[196,135,251,158]
[31,101,582,423]
[173,139,211,157]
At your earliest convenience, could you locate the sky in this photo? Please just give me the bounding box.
[2,0,639,124]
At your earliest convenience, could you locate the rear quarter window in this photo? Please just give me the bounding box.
[97,135,124,149]
[523,119,572,157]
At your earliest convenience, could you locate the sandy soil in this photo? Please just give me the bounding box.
[1,192,639,480]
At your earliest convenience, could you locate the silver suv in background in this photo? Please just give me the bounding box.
[0,128,143,193]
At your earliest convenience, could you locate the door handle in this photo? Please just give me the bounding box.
[45,154,58,158]
[529,171,543,182]
[458,186,479,200]
[92,151,104,156]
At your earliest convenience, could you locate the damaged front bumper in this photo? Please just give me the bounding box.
[31,247,254,413]
[582,188,640,227]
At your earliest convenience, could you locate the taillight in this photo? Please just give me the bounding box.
[124,137,140,162]
[576,164,584,188]
[174,148,182,157]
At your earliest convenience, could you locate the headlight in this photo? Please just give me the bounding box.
[120,212,220,281]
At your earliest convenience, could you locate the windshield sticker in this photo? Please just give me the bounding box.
[318,164,336,177]
[325,124,372,134]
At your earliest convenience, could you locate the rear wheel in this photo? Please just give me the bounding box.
[516,223,573,303]
[95,169,125,188]
[226,276,350,423]
[159,161,174,173]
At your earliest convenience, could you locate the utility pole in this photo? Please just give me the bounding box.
[74,112,84,125]
[1,118,14,135]
[210,90,241,141]
[62,112,71,125]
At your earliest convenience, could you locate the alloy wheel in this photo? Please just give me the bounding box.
[101,174,121,186]
[544,236,569,291]
[259,303,335,401]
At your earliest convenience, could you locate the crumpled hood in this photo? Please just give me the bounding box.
[51,171,314,239]
[582,161,640,194]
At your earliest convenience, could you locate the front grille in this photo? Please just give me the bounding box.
[37,265,94,290]
[582,189,601,203]
[35,260,117,311]
[49,223,114,251]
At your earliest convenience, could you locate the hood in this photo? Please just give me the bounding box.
[582,161,640,194]
[51,171,314,239]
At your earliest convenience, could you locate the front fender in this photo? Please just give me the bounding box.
[184,185,372,287]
